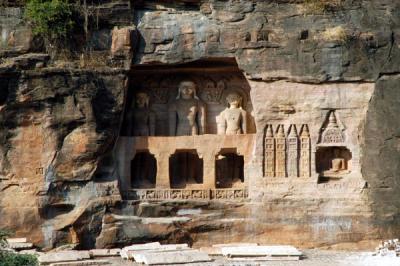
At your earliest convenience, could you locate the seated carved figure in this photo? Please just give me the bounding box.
[169,81,206,136]
[129,92,155,136]
[217,92,247,135]
[323,148,349,177]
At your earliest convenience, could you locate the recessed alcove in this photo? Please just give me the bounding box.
[316,147,352,180]
[169,150,203,189]
[215,149,244,188]
[131,151,157,189]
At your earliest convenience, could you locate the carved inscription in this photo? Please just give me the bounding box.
[126,188,248,201]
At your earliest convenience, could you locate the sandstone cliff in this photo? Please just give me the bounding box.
[1,0,400,250]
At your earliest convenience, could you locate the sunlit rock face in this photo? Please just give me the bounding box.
[1,0,400,249]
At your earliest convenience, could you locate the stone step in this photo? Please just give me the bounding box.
[213,243,259,247]
[139,250,212,265]
[131,246,192,262]
[221,245,302,258]
[38,251,91,265]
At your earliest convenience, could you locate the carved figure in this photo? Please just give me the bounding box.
[169,81,206,136]
[217,92,248,135]
[130,92,155,136]
[323,148,349,177]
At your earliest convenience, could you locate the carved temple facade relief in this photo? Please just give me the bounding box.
[264,124,311,178]
[121,72,255,136]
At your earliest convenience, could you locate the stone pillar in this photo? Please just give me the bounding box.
[275,124,287,177]
[300,124,311,177]
[287,124,299,178]
[264,125,275,177]
[202,151,216,189]
[155,152,170,189]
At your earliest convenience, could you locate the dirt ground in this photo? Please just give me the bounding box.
[106,249,400,266]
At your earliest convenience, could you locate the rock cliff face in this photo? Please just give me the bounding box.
[1,0,400,250]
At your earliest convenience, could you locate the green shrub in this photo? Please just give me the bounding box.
[0,229,11,249]
[0,252,38,266]
[24,0,75,46]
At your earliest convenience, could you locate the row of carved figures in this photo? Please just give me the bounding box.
[264,124,311,178]
[127,80,248,136]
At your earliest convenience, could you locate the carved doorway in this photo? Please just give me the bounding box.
[169,150,203,188]
[131,151,157,188]
[316,147,352,181]
[215,150,244,188]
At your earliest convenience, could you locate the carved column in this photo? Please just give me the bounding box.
[155,151,170,189]
[300,124,311,177]
[202,151,216,189]
[287,124,299,178]
[275,124,287,177]
[264,125,275,177]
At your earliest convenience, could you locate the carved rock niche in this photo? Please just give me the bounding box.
[316,110,351,180]
[131,151,157,189]
[169,150,203,189]
[215,148,244,188]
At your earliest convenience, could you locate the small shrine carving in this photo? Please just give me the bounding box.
[264,125,275,177]
[320,111,344,144]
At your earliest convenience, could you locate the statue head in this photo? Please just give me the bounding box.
[226,92,242,109]
[177,80,199,100]
[135,92,149,108]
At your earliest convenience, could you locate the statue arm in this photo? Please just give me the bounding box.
[149,111,156,136]
[199,102,206,134]
[241,110,248,134]
[168,103,177,136]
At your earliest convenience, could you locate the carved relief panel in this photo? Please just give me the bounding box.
[264,123,311,178]
[124,71,255,136]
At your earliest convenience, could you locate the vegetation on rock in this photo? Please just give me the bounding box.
[304,0,343,13]
[24,0,75,54]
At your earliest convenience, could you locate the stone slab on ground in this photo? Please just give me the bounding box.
[127,244,191,260]
[8,242,33,250]
[7,238,27,243]
[221,245,302,258]
[90,249,121,257]
[39,251,91,265]
[49,259,110,266]
[213,243,259,247]
[120,242,161,259]
[139,250,212,265]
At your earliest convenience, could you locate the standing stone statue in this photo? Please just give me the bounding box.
[323,148,349,177]
[217,92,247,135]
[169,80,206,136]
[129,92,155,136]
